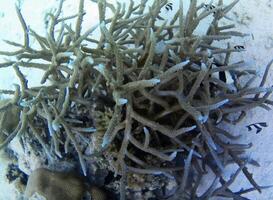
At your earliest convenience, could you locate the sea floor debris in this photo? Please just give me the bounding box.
[0,0,273,199]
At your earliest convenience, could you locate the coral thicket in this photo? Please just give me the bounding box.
[0,0,272,199]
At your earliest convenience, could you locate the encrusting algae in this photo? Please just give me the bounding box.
[0,0,273,199]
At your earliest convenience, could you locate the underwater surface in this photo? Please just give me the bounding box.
[0,0,273,199]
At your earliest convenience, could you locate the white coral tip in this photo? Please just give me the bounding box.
[94,64,105,75]
[117,98,128,105]
[150,78,161,84]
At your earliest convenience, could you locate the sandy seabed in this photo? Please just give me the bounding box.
[0,0,273,199]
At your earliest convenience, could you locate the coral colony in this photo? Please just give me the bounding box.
[0,0,273,199]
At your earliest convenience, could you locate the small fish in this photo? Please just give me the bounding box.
[204,4,216,10]
[211,64,234,84]
[246,122,268,134]
[165,2,173,11]
[234,45,245,50]
[203,4,217,14]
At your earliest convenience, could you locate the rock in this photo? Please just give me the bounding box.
[25,168,108,200]
[90,186,107,200]
[0,99,20,144]
[25,168,86,200]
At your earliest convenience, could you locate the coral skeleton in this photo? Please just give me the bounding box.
[0,0,273,199]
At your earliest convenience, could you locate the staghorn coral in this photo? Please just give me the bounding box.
[0,0,273,199]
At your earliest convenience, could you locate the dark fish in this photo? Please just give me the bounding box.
[204,4,216,10]
[165,3,173,11]
[246,122,268,134]
[234,45,245,50]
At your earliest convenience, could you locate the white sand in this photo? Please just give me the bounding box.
[0,0,272,199]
